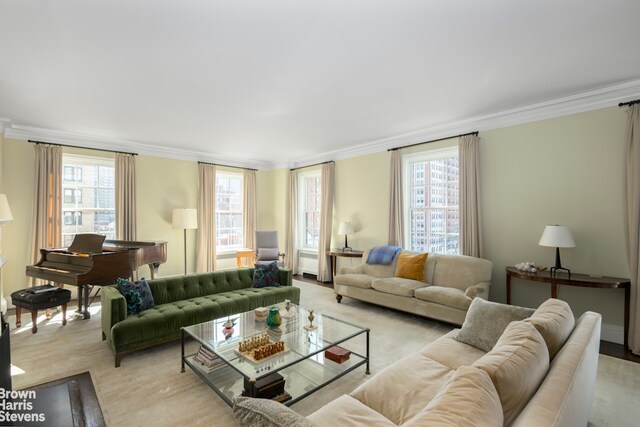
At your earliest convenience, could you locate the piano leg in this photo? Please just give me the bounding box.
[74,285,91,320]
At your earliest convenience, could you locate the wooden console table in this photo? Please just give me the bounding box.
[505,266,631,348]
[326,249,364,279]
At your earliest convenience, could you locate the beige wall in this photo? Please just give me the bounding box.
[1,105,631,335]
[480,107,628,329]
[258,106,629,334]
[0,140,201,299]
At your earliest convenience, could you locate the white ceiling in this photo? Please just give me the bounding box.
[1,1,640,169]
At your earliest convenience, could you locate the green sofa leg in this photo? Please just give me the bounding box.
[115,352,123,368]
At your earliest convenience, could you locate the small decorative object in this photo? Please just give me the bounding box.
[304,309,317,330]
[285,299,291,312]
[222,317,237,338]
[515,261,547,273]
[281,299,295,318]
[266,306,282,328]
[254,307,268,318]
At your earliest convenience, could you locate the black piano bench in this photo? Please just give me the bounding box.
[11,286,72,334]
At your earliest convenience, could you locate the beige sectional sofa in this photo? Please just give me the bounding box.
[335,248,494,325]
[233,299,602,427]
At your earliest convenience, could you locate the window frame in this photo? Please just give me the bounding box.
[61,154,115,246]
[402,146,460,255]
[215,171,244,253]
[297,169,322,252]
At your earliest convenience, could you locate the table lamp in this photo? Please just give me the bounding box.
[538,225,575,276]
[338,222,353,252]
[172,208,198,274]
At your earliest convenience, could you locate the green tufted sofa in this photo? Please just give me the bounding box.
[101,267,299,367]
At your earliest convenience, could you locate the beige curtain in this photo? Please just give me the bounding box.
[388,150,404,247]
[115,153,137,240]
[317,162,335,282]
[30,144,62,285]
[625,104,640,354]
[459,134,482,258]
[243,169,257,250]
[196,163,216,272]
[285,170,298,274]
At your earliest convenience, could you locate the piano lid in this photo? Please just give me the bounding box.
[68,233,106,254]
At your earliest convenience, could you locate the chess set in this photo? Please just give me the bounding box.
[234,333,289,363]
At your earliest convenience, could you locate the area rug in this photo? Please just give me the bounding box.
[8,372,105,427]
[6,280,640,426]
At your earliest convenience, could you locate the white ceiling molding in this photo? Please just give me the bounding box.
[3,79,640,171]
[3,123,271,171]
[284,79,640,170]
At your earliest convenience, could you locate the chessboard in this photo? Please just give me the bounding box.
[234,343,290,364]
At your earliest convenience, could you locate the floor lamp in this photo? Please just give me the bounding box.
[172,208,198,275]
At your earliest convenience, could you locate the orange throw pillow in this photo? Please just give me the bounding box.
[395,252,427,281]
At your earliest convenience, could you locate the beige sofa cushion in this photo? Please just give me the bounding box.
[456,298,535,352]
[419,330,487,371]
[372,277,426,297]
[473,321,550,426]
[350,353,454,425]
[403,366,503,427]
[524,298,575,360]
[414,286,472,311]
[431,254,493,291]
[334,274,376,289]
[307,394,395,427]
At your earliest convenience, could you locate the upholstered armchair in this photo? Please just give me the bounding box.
[254,231,285,267]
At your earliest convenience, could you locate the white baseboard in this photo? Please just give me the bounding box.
[601,322,624,345]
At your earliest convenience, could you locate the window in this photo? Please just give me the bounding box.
[215,172,243,251]
[62,154,115,247]
[403,147,459,254]
[298,170,321,249]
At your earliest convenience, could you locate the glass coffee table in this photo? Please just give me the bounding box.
[181,302,370,407]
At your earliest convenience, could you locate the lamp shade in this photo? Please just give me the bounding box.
[538,225,575,248]
[172,208,198,229]
[0,194,13,226]
[338,222,353,235]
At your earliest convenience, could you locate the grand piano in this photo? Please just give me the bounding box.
[26,234,167,319]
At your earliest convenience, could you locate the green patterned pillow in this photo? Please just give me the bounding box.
[233,397,316,427]
[252,262,280,288]
[117,277,155,316]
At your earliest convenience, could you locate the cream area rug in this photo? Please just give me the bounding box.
[7,280,640,426]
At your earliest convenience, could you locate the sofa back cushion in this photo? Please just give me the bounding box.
[403,366,503,427]
[473,321,550,426]
[524,298,575,360]
[431,254,493,291]
[148,268,254,305]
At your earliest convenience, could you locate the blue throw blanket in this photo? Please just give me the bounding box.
[366,245,402,265]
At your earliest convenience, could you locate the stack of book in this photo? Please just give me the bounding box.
[193,346,225,373]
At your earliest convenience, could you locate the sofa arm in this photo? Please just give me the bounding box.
[339,264,365,275]
[101,285,127,342]
[465,282,491,300]
[278,268,293,287]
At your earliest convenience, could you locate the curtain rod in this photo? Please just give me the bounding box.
[290,160,334,171]
[619,99,640,107]
[387,131,479,152]
[197,161,258,172]
[28,140,137,156]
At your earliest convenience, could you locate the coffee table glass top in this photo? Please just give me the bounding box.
[182,302,366,380]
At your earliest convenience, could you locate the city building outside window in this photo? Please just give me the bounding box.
[297,170,321,250]
[61,154,115,246]
[215,172,243,251]
[403,147,460,254]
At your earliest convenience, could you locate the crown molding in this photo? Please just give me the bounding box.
[3,124,271,170]
[2,79,640,171]
[284,79,640,170]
